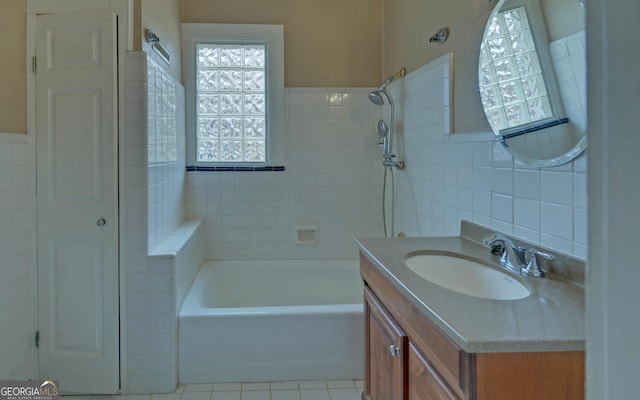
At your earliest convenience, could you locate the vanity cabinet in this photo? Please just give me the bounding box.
[360,253,585,400]
[364,287,406,400]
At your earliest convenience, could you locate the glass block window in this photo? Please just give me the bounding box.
[479,6,554,133]
[195,43,267,163]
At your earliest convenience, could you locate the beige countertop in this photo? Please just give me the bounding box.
[355,223,585,353]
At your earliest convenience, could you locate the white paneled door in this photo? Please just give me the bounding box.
[35,12,119,394]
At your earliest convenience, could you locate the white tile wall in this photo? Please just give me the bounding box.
[148,219,204,310]
[123,52,199,394]
[391,46,588,260]
[0,133,33,380]
[147,58,186,250]
[550,31,587,135]
[186,88,385,260]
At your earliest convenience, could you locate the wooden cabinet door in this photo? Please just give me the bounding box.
[409,343,458,400]
[364,287,408,400]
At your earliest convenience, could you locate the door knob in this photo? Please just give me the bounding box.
[97,218,106,226]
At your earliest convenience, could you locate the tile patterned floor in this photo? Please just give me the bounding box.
[64,380,364,400]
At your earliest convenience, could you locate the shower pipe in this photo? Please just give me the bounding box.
[368,68,406,237]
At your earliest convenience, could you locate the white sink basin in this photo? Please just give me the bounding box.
[405,254,530,300]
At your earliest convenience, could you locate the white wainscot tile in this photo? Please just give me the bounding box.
[574,207,587,245]
[540,171,574,206]
[472,142,492,166]
[513,226,541,244]
[490,168,514,195]
[573,172,587,209]
[472,167,492,191]
[472,190,491,217]
[540,203,574,240]
[514,169,541,200]
[491,193,513,223]
[514,197,540,231]
[456,187,473,212]
[541,233,574,255]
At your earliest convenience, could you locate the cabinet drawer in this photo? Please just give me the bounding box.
[409,343,458,400]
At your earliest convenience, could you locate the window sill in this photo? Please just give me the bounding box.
[186,165,285,172]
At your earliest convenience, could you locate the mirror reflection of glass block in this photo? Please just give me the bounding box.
[245,117,266,138]
[510,31,536,54]
[198,117,219,138]
[488,36,513,60]
[220,94,242,114]
[198,140,218,161]
[244,140,266,161]
[198,94,219,114]
[244,46,265,68]
[505,102,531,127]
[515,52,542,77]
[220,117,242,138]
[480,45,492,65]
[528,97,552,121]
[244,94,266,114]
[503,7,529,32]
[197,69,219,91]
[480,63,497,86]
[197,46,219,67]
[244,71,265,91]
[494,57,518,82]
[220,69,243,91]
[521,74,547,99]
[220,141,242,161]
[499,80,525,105]
[487,108,508,131]
[480,85,503,109]
[480,5,563,136]
[220,46,242,67]
[486,15,506,38]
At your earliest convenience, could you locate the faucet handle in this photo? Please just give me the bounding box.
[514,245,527,264]
[521,248,555,278]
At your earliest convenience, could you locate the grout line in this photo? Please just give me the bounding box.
[69,380,364,400]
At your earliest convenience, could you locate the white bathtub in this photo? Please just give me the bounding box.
[178,259,364,383]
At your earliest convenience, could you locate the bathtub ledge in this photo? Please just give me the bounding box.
[148,218,203,258]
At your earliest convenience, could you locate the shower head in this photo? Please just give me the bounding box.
[368,91,385,106]
[378,119,390,154]
[368,67,406,106]
[368,87,394,107]
[377,119,388,137]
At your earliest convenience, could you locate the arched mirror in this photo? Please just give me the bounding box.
[478,0,586,166]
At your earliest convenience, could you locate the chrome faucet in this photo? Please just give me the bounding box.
[521,248,555,278]
[482,233,527,274]
[482,233,555,278]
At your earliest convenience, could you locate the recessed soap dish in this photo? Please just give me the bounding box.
[296,225,317,244]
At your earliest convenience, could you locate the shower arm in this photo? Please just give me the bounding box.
[378,68,406,91]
